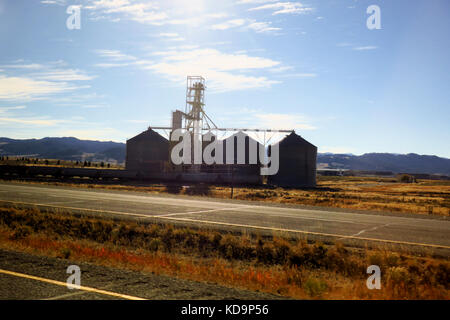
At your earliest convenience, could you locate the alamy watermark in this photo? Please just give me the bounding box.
[66,5,81,30]
[66,265,81,289]
[367,5,381,30]
[366,265,381,289]
[170,129,279,175]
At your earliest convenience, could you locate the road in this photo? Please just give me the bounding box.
[0,182,449,255]
[0,249,279,300]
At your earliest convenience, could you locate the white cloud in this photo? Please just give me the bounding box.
[353,46,378,51]
[85,0,168,25]
[248,2,314,15]
[0,116,67,126]
[81,103,110,109]
[269,66,293,73]
[40,0,67,5]
[0,63,45,70]
[211,18,281,34]
[151,48,279,71]
[247,21,281,33]
[94,49,137,61]
[157,33,186,41]
[0,61,94,101]
[58,128,122,141]
[0,105,26,114]
[237,0,277,4]
[211,19,246,30]
[94,63,131,68]
[145,47,281,92]
[94,49,152,68]
[158,32,180,38]
[0,76,80,101]
[32,69,96,81]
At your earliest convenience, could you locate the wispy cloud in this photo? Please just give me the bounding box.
[211,18,281,34]
[0,63,45,70]
[248,2,314,15]
[85,0,168,25]
[32,69,96,81]
[0,61,94,101]
[237,0,278,3]
[158,32,180,38]
[94,49,137,61]
[0,75,81,101]
[94,49,152,68]
[0,105,26,113]
[156,32,185,41]
[247,21,281,33]
[40,0,67,5]
[353,46,378,51]
[0,116,68,126]
[211,19,247,30]
[146,47,281,92]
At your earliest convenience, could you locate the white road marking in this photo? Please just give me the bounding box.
[157,216,450,250]
[157,207,237,217]
[1,183,445,228]
[45,200,86,206]
[350,223,392,237]
[0,199,449,249]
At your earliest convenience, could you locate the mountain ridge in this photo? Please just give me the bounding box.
[0,137,449,175]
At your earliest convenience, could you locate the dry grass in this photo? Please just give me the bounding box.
[0,205,448,299]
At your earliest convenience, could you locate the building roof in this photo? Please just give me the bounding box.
[127,128,168,144]
[274,132,317,149]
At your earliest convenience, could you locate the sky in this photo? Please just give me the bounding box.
[0,0,449,158]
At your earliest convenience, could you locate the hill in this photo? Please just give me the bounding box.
[0,137,125,163]
[317,153,450,175]
[0,137,449,174]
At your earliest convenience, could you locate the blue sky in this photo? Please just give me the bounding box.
[0,0,449,158]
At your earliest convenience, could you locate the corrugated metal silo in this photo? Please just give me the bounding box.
[268,132,317,187]
[126,128,169,172]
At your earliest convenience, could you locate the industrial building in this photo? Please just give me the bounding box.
[268,132,317,187]
[126,76,317,187]
[125,128,168,173]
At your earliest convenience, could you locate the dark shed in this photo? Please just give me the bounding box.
[126,128,169,172]
[268,132,317,187]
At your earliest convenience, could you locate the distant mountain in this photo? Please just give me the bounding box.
[317,153,450,175]
[0,137,126,163]
[1,137,449,175]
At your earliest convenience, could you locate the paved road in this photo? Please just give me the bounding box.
[0,249,279,300]
[0,182,449,255]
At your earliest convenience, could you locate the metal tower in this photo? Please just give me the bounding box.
[184,76,217,134]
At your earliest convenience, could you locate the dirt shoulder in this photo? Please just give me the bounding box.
[0,248,282,300]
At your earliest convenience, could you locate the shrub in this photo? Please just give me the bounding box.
[304,278,328,298]
[398,174,415,183]
[9,225,32,240]
[60,248,71,259]
[149,239,161,251]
